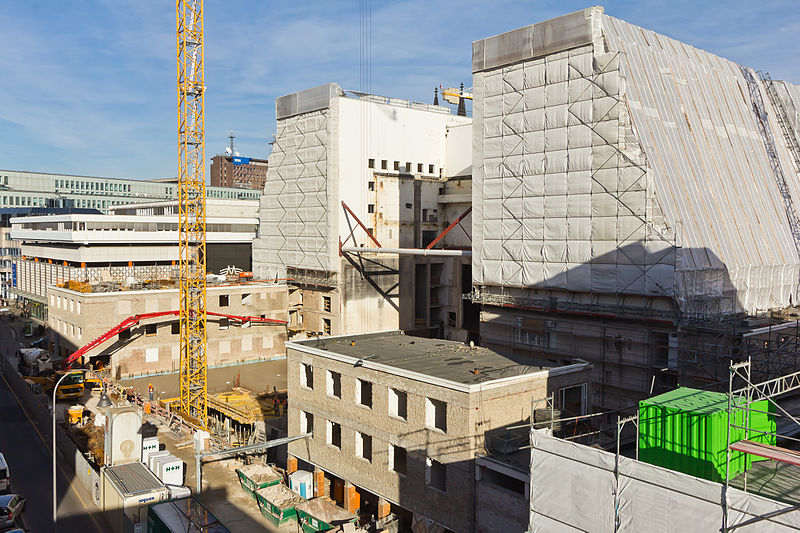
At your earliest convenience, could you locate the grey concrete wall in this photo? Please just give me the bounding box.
[480,305,673,411]
[476,482,527,533]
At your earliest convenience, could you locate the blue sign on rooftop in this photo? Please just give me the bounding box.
[232,157,250,165]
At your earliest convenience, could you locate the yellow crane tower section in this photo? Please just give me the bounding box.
[176,0,208,426]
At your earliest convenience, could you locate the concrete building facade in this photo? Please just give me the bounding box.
[10,199,258,321]
[48,282,288,378]
[285,331,591,532]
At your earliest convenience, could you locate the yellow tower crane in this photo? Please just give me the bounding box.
[176,0,208,426]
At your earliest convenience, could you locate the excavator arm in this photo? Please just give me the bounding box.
[63,310,287,369]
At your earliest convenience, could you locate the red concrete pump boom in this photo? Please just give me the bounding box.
[63,310,287,369]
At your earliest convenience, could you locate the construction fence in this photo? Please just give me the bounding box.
[529,428,800,532]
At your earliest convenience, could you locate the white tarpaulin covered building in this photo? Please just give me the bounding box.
[472,6,800,317]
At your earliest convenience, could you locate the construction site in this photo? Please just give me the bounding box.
[1,2,800,533]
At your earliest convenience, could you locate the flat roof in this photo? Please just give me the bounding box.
[289,331,587,392]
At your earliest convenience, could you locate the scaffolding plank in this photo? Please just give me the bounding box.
[729,439,800,467]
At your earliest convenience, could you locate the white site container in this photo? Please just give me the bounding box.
[148,450,170,472]
[289,470,314,499]
[102,461,168,533]
[142,436,160,463]
[156,455,184,487]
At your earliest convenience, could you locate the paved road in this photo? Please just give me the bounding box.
[0,318,109,533]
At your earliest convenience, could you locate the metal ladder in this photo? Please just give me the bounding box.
[759,70,800,177]
[741,66,800,256]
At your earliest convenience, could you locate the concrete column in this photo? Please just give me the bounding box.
[344,482,359,514]
[287,455,298,474]
[377,497,391,520]
[313,468,325,498]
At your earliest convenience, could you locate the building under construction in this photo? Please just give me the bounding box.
[253,84,477,341]
[470,6,800,411]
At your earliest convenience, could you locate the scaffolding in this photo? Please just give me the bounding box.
[723,359,800,530]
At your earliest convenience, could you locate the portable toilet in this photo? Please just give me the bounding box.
[289,470,314,499]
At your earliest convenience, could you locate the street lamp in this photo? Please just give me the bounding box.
[52,368,109,533]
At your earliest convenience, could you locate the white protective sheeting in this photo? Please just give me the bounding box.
[602,15,800,314]
[472,7,800,315]
[254,91,337,278]
[530,429,800,532]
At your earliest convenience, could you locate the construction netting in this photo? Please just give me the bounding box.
[530,429,800,532]
[255,84,343,279]
[472,7,800,316]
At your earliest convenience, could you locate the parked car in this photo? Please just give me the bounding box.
[0,494,24,528]
[0,454,9,493]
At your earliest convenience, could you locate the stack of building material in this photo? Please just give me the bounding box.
[152,454,184,486]
[208,387,262,425]
[142,436,159,463]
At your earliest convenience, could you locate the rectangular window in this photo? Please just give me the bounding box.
[301,411,314,434]
[76,301,81,314]
[302,363,314,389]
[426,458,446,492]
[381,160,387,170]
[417,163,423,173]
[323,296,331,312]
[326,420,341,449]
[241,293,251,305]
[326,370,341,398]
[356,379,373,408]
[425,398,447,432]
[171,322,180,335]
[368,158,375,169]
[368,181,375,191]
[145,323,157,336]
[367,204,375,213]
[355,432,372,462]
[393,161,400,171]
[405,162,412,172]
[323,318,331,335]
[389,444,407,475]
[559,383,587,417]
[389,388,407,420]
[77,327,82,340]
[219,317,229,330]
[219,294,229,307]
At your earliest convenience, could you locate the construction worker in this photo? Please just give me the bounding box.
[148,383,154,402]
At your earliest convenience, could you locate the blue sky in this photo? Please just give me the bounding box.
[0,0,798,181]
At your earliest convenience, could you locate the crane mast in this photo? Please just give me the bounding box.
[176,0,208,426]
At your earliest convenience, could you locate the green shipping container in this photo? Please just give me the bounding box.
[639,387,776,483]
